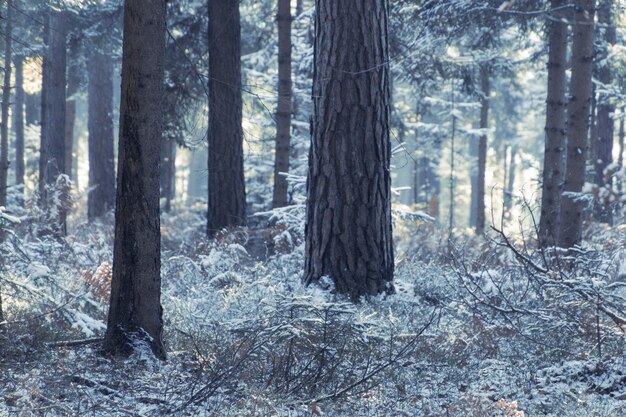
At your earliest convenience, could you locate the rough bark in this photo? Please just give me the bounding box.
[558,0,595,248]
[593,0,615,223]
[304,0,394,300]
[87,49,116,221]
[272,0,293,209]
[476,65,490,235]
[104,0,167,360]
[0,0,12,208]
[539,0,568,247]
[65,34,80,183]
[207,0,246,234]
[14,55,25,188]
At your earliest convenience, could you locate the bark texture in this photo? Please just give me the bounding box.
[593,0,615,223]
[539,0,568,247]
[207,0,246,234]
[304,0,394,300]
[272,0,293,208]
[14,55,25,187]
[87,49,116,221]
[475,65,490,235]
[558,0,595,248]
[0,0,12,208]
[104,0,167,360]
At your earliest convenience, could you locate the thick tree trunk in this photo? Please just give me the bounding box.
[476,65,490,235]
[304,0,394,300]
[558,0,595,248]
[0,0,13,208]
[87,49,116,221]
[65,35,80,183]
[272,0,293,209]
[39,11,68,234]
[593,0,615,223]
[207,0,246,234]
[539,0,568,247]
[104,0,167,360]
[14,56,24,188]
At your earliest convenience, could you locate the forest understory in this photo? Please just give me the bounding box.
[1,206,626,417]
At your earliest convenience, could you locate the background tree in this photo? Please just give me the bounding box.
[0,0,13,208]
[272,0,292,208]
[207,0,246,234]
[539,0,569,246]
[304,0,394,300]
[104,0,167,359]
[559,0,596,248]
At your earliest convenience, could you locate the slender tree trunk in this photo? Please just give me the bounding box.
[207,0,246,234]
[469,134,478,228]
[65,35,80,183]
[558,0,596,248]
[593,0,615,223]
[14,56,24,189]
[104,0,167,360]
[0,0,13,208]
[39,11,68,234]
[505,145,517,212]
[618,106,624,192]
[539,0,568,247]
[296,0,304,16]
[272,0,293,208]
[160,139,175,212]
[87,49,116,221]
[476,64,490,235]
[25,93,40,126]
[305,0,394,300]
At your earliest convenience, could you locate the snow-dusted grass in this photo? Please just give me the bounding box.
[1,207,626,416]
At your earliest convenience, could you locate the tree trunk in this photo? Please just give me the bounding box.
[207,0,246,234]
[272,0,293,209]
[296,0,304,16]
[14,55,24,188]
[476,64,490,235]
[593,0,615,223]
[104,0,167,360]
[539,0,568,247]
[558,0,595,248]
[304,0,394,300]
[0,0,12,208]
[39,11,68,234]
[469,134,478,228]
[65,35,80,183]
[618,107,624,192]
[25,93,40,126]
[160,139,175,212]
[87,49,116,221]
[505,145,517,212]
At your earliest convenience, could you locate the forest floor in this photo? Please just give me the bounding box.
[1,207,626,416]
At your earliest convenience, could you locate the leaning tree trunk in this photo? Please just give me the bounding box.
[272,0,293,209]
[65,34,80,183]
[39,11,68,235]
[558,0,596,248]
[87,49,116,221]
[207,0,246,234]
[0,0,13,208]
[539,0,569,247]
[475,64,490,235]
[593,0,615,223]
[104,0,167,360]
[304,0,394,300]
[14,55,25,189]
